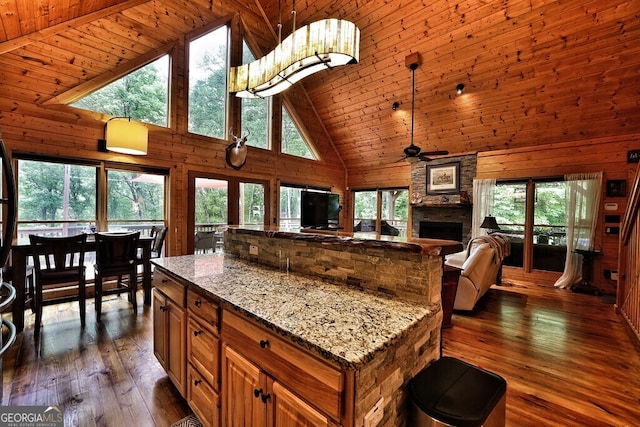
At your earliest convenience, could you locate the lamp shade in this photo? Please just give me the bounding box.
[105,119,148,155]
[229,19,360,98]
[480,215,500,231]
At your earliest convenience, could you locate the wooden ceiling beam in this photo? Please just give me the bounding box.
[0,0,150,55]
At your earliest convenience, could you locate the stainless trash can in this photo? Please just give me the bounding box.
[409,356,507,427]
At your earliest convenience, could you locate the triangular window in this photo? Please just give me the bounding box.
[281,106,316,160]
[71,55,170,127]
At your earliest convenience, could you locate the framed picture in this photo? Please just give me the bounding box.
[426,162,460,195]
[606,179,626,197]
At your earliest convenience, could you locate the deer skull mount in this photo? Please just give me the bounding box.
[225,129,249,170]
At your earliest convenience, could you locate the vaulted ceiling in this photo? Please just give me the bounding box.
[1,0,638,173]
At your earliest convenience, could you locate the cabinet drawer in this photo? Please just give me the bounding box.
[187,316,220,389]
[153,269,185,306]
[187,289,219,330]
[222,309,344,421]
[188,364,220,427]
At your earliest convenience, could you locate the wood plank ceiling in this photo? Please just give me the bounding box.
[0,0,638,174]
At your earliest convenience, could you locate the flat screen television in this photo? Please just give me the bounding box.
[301,191,340,229]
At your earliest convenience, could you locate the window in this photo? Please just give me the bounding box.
[279,185,302,230]
[493,179,567,272]
[106,169,166,233]
[240,182,264,229]
[188,25,229,139]
[353,188,407,237]
[282,106,316,159]
[194,178,228,231]
[17,159,97,238]
[494,182,526,267]
[71,55,170,127]
[241,41,269,149]
[17,158,167,240]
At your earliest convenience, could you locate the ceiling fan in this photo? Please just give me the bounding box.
[398,53,448,163]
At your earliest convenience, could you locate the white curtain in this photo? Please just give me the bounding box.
[472,179,496,239]
[554,172,603,289]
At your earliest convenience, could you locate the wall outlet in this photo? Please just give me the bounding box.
[364,397,384,427]
[249,245,259,255]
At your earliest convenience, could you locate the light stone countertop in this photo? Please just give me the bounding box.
[152,254,436,369]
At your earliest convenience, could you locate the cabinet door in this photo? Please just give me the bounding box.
[188,364,220,427]
[187,316,219,388]
[270,381,331,427]
[167,298,186,396]
[152,290,168,369]
[222,345,266,427]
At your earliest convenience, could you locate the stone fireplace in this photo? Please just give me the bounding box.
[420,221,464,241]
[411,154,477,245]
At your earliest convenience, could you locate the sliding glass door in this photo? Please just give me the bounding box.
[493,179,566,273]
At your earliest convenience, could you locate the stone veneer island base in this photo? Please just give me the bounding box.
[152,228,462,427]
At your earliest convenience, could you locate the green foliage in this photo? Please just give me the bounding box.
[195,179,228,225]
[18,161,96,221]
[282,108,315,159]
[188,28,227,139]
[241,183,264,225]
[18,160,164,229]
[72,56,169,126]
[241,41,269,149]
[107,171,164,220]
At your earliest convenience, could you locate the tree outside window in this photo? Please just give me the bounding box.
[188,26,228,140]
[72,55,169,127]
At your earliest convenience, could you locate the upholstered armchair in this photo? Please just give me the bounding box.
[445,234,511,311]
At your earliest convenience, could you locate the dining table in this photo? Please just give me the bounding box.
[9,234,154,332]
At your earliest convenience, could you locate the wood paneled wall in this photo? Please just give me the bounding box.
[0,31,346,256]
[476,135,640,293]
[618,161,640,341]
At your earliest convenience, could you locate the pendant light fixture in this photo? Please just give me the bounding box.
[229,0,360,98]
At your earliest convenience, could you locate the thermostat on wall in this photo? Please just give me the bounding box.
[604,203,618,211]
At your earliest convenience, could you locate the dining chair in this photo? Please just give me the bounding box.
[150,225,168,259]
[94,231,140,321]
[29,234,87,337]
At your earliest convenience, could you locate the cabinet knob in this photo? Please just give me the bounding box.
[253,388,263,398]
[193,330,202,337]
[261,393,271,404]
[259,339,269,349]
[195,299,202,307]
[161,279,168,283]
[194,379,202,386]
[160,305,167,312]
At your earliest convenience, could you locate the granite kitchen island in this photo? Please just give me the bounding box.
[151,229,462,427]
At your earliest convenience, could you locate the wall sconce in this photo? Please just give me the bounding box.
[456,83,465,95]
[98,117,148,155]
[392,102,400,110]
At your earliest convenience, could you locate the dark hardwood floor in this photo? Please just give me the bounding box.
[443,281,640,427]
[2,283,639,426]
[1,293,191,427]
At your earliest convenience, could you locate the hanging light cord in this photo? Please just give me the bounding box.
[291,0,297,33]
[410,64,416,146]
[277,0,282,43]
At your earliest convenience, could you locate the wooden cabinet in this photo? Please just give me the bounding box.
[222,309,343,427]
[187,289,221,427]
[153,269,186,397]
[187,364,220,427]
[222,344,266,427]
[222,344,334,427]
[270,380,334,427]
